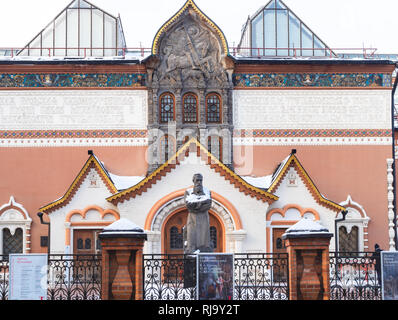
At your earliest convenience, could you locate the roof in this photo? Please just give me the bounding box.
[107,138,279,205]
[18,0,126,58]
[267,151,346,213]
[39,152,118,214]
[151,0,229,56]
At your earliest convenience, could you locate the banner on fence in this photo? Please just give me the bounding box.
[9,254,48,300]
[197,253,234,300]
[381,251,398,300]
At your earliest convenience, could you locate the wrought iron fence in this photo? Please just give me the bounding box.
[143,254,197,300]
[234,253,289,300]
[329,252,381,300]
[0,254,102,300]
[143,253,289,300]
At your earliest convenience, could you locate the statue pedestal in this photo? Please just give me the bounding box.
[183,255,197,288]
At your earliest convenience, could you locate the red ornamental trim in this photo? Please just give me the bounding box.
[233,129,392,138]
[0,129,148,139]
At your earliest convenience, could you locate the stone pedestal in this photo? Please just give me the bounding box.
[282,217,333,300]
[99,218,147,300]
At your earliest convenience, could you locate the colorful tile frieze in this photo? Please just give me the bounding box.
[0,130,148,139]
[233,73,392,88]
[0,73,146,88]
[233,129,392,138]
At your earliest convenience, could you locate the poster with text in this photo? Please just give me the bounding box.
[9,254,48,300]
[197,253,234,300]
[381,251,398,300]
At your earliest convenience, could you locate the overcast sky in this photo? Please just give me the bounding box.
[0,0,396,53]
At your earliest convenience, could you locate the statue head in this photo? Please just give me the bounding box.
[192,173,204,195]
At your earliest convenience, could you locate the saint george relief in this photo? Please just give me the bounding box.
[151,13,230,89]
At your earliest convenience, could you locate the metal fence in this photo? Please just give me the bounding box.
[142,253,289,300]
[0,254,102,300]
[0,251,384,300]
[329,252,381,300]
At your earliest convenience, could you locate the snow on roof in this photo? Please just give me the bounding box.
[108,172,145,191]
[241,175,273,189]
[102,218,143,233]
[285,217,330,234]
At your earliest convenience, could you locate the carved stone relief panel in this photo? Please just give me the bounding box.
[152,14,229,90]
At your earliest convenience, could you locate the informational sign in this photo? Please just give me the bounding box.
[9,254,48,300]
[381,251,398,300]
[197,253,234,300]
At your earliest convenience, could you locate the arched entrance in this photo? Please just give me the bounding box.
[162,208,224,254]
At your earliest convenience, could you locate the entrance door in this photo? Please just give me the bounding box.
[164,210,223,254]
[73,229,102,281]
[272,228,288,282]
[73,229,102,255]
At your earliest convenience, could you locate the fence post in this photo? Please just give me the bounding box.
[282,217,333,300]
[99,218,147,300]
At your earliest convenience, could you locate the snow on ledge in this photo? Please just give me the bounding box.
[102,218,144,233]
[285,217,330,234]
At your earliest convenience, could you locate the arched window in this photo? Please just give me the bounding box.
[159,93,175,123]
[160,135,176,163]
[85,238,92,250]
[206,93,221,123]
[77,238,84,249]
[339,226,359,253]
[183,93,198,123]
[3,228,23,255]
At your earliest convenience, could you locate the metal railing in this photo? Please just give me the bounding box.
[0,254,102,300]
[329,252,382,300]
[0,46,387,60]
[142,253,289,300]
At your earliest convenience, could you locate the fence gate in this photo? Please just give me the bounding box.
[142,253,289,300]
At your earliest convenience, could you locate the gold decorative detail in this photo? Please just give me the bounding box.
[107,138,278,204]
[152,0,228,56]
[40,155,118,213]
[268,154,345,212]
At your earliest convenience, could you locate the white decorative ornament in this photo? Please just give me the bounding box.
[386,159,396,251]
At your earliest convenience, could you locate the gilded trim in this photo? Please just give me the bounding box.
[267,154,346,212]
[151,0,228,56]
[40,155,118,213]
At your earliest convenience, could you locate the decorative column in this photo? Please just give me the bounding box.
[387,159,396,251]
[99,218,147,300]
[282,218,333,300]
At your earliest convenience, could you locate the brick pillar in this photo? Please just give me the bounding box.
[282,217,333,300]
[99,218,147,300]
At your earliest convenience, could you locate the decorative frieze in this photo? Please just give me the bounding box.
[233,73,392,88]
[0,73,146,88]
[233,90,391,130]
[234,129,392,138]
[0,129,147,139]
